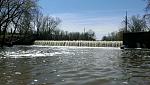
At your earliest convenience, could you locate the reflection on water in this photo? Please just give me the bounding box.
[0,45,150,85]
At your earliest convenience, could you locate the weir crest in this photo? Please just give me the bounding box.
[34,41,123,47]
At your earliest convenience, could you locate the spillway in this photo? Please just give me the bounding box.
[34,40,123,47]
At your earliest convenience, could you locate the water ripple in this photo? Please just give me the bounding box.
[0,46,150,85]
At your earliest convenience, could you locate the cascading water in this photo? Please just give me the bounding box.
[34,40,123,47]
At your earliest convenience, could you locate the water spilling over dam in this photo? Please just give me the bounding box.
[34,41,123,47]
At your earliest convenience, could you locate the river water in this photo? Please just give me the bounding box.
[0,45,150,85]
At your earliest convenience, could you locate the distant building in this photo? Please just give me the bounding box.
[123,32,150,49]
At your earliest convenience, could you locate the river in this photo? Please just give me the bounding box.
[0,45,150,85]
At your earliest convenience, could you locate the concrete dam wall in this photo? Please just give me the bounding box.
[34,41,123,47]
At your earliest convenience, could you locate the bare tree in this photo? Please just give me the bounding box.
[0,0,26,47]
[34,11,43,36]
[145,0,150,11]
[0,0,39,47]
[36,16,61,40]
[128,15,148,32]
[143,0,150,30]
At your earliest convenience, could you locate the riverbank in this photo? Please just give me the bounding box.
[0,34,36,47]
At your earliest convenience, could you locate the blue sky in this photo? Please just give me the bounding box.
[39,0,146,40]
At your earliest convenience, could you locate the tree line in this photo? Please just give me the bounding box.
[34,13,96,41]
[0,0,39,47]
[0,0,96,47]
[102,0,150,41]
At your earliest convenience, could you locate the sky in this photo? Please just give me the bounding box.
[39,0,146,40]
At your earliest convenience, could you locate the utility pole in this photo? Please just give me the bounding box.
[83,27,86,40]
[125,11,128,33]
[84,27,85,34]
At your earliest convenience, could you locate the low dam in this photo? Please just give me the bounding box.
[34,40,123,47]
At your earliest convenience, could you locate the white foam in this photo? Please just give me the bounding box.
[31,45,121,49]
[3,51,67,58]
